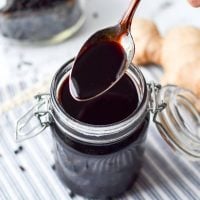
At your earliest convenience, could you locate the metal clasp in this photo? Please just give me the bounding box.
[16,94,51,142]
[147,82,167,120]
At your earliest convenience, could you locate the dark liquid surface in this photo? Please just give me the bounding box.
[58,74,138,125]
[70,41,127,100]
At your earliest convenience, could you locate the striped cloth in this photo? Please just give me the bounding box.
[0,67,199,200]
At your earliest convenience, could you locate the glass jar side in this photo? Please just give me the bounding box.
[51,113,150,198]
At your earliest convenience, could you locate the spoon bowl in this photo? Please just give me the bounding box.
[70,0,140,101]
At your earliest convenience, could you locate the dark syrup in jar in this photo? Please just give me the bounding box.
[58,74,138,125]
[53,63,150,198]
[70,41,127,100]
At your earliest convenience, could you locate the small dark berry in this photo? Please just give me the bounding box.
[69,191,75,198]
[14,150,19,154]
[19,146,23,151]
[52,164,56,170]
[19,166,26,172]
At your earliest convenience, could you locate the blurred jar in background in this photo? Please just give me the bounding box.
[0,0,85,44]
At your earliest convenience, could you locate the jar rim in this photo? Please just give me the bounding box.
[50,58,149,144]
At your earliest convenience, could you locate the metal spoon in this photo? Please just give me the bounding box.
[70,0,141,101]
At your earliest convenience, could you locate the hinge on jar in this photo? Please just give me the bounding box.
[147,82,167,117]
[16,94,51,142]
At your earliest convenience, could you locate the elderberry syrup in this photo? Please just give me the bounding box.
[49,59,150,198]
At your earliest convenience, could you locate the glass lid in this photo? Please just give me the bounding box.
[154,85,200,160]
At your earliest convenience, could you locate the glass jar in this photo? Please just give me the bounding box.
[16,59,200,198]
[0,0,85,43]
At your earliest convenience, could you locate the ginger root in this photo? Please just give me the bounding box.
[132,18,162,65]
[132,18,200,99]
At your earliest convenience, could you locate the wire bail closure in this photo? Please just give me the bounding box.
[147,82,167,114]
[16,94,51,142]
[147,82,167,131]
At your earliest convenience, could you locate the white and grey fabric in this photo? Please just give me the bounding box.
[0,66,199,200]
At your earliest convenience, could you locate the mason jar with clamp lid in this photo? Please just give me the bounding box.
[0,0,85,44]
[16,58,200,199]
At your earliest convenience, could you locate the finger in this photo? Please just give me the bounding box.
[188,0,200,7]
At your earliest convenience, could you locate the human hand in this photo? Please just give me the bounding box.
[188,0,200,7]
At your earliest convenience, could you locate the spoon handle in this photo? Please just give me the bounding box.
[120,0,141,31]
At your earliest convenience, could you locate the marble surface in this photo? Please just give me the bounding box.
[0,0,199,86]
